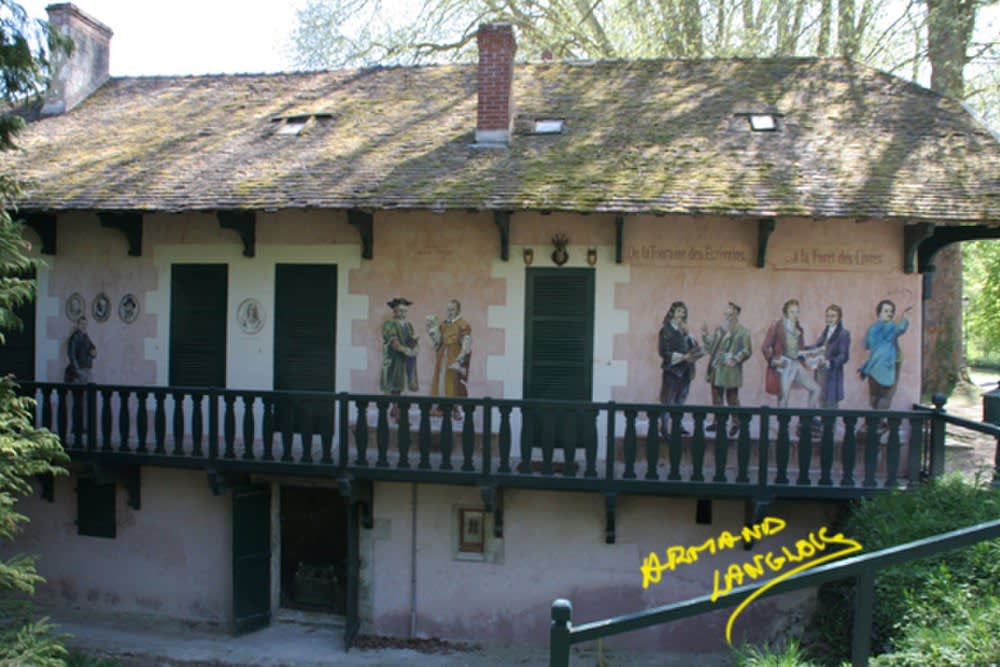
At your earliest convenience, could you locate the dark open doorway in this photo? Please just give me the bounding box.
[280,486,348,615]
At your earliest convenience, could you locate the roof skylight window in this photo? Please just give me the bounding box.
[533,119,564,134]
[277,120,308,135]
[748,114,778,132]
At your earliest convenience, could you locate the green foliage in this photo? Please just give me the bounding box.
[809,475,1000,664]
[732,638,827,667]
[64,650,123,667]
[963,240,1000,366]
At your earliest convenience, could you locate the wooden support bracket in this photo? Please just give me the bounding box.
[86,462,141,509]
[338,475,374,529]
[494,211,511,261]
[347,210,374,260]
[23,213,57,255]
[37,473,55,502]
[903,222,935,274]
[217,211,256,258]
[743,496,774,550]
[756,218,776,268]
[99,212,143,257]
[614,214,624,264]
[604,492,617,544]
[480,485,504,538]
[206,469,250,497]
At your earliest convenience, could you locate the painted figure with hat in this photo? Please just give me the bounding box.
[381,298,419,416]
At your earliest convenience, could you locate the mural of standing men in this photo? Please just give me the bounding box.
[427,299,472,420]
[381,298,419,419]
[762,299,821,408]
[658,301,702,436]
[814,304,850,409]
[701,302,751,437]
[859,299,912,410]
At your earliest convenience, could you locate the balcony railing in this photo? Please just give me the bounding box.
[20,382,1000,499]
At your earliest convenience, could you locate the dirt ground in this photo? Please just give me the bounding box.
[937,368,1000,481]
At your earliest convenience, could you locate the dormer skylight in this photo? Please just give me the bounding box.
[271,113,334,136]
[533,119,564,134]
[748,114,778,132]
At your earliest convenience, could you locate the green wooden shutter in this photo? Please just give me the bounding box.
[523,268,595,401]
[233,485,271,635]
[76,477,116,538]
[0,268,35,381]
[273,265,337,392]
[169,264,227,387]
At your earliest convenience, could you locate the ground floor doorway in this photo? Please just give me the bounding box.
[279,486,348,615]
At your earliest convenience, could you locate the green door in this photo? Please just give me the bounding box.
[523,268,595,400]
[232,485,271,635]
[0,268,35,381]
[170,264,227,387]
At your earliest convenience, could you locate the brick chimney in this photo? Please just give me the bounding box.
[41,3,113,116]
[476,24,516,145]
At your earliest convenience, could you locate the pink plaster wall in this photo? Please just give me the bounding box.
[369,482,832,650]
[6,468,232,625]
[347,211,506,398]
[46,213,158,386]
[613,216,920,409]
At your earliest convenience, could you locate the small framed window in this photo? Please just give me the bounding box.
[748,114,778,132]
[533,119,564,134]
[77,477,116,539]
[459,509,485,553]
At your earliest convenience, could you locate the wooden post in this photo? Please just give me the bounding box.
[550,599,572,667]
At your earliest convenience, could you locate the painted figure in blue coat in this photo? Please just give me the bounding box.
[814,305,850,408]
[859,299,912,410]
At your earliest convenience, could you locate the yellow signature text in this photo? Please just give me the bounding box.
[640,516,787,589]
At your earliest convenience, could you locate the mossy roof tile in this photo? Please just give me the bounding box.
[4,58,1000,221]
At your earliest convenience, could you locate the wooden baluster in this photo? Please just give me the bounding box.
[154,391,166,454]
[439,403,454,471]
[41,387,53,431]
[518,406,534,474]
[397,399,411,469]
[262,396,275,462]
[562,408,579,478]
[243,395,256,461]
[223,394,236,459]
[775,414,791,484]
[136,390,149,454]
[56,386,69,446]
[643,409,660,480]
[172,392,185,456]
[907,417,924,489]
[712,410,729,483]
[462,404,476,472]
[497,406,512,474]
[885,417,902,488]
[71,385,84,449]
[540,407,554,476]
[116,389,131,453]
[690,413,706,482]
[841,416,857,486]
[376,401,389,467]
[100,388,113,452]
[300,399,315,464]
[320,400,334,465]
[191,392,204,458]
[735,414,752,483]
[623,409,637,479]
[797,416,813,486]
[353,399,369,466]
[482,400,493,476]
[280,398,294,463]
[818,415,835,486]
[863,416,879,487]
[584,407,598,478]
[418,401,431,470]
[208,389,219,461]
[667,412,683,481]
[757,410,770,487]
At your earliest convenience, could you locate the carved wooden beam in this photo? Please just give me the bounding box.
[916,224,1000,273]
[22,213,57,255]
[615,214,624,264]
[217,211,256,258]
[98,212,143,257]
[494,211,511,261]
[347,209,373,260]
[903,222,935,273]
[756,218,776,268]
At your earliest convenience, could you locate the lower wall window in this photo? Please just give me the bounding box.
[452,506,503,563]
[76,478,116,539]
[459,509,485,553]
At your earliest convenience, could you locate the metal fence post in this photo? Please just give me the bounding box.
[851,570,875,667]
[550,599,573,667]
[929,393,947,478]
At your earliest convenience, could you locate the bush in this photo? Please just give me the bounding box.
[732,639,825,667]
[808,475,1000,664]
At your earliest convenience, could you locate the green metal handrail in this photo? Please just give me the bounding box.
[549,518,1000,667]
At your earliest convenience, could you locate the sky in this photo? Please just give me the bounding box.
[21,0,301,75]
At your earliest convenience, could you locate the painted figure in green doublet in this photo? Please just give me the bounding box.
[381,298,419,399]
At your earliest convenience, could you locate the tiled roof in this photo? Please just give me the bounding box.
[6,58,1000,221]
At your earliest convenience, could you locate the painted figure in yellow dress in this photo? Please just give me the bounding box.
[426,299,472,419]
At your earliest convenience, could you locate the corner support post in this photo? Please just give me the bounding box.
[347,210,374,260]
[494,211,511,261]
[903,222,935,274]
[756,218,776,268]
[217,211,256,258]
[615,214,624,264]
[99,212,143,257]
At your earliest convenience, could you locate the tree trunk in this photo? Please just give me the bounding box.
[921,0,979,398]
[818,0,832,55]
[838,0,858,58]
